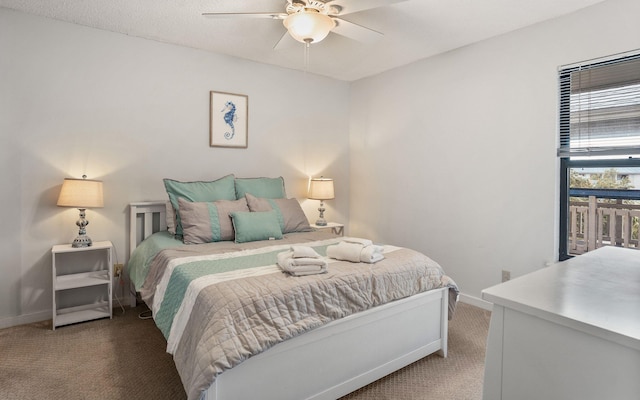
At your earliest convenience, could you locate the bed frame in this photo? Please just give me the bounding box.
[128,201,450,400]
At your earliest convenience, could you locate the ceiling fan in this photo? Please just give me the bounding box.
[202,0,406,48]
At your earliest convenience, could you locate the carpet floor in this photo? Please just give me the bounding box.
[0,302,490,399]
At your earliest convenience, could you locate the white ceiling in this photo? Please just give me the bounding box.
[0,0,607,81]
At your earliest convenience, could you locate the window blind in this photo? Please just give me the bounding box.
[558,51,640,158]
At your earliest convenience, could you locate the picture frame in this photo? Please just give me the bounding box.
[210,91,248,148]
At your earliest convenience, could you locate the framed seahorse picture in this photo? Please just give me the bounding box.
[210,91,248,148]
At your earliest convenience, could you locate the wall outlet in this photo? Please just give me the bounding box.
[501,270,511,282]
[114,263,124,278]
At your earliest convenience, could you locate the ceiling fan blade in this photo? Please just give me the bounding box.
[331,18,383,43]
[273,30,296,50]
[202,12,286,20]
[326,0,407,16]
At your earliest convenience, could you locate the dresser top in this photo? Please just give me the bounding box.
[482,246,640,350]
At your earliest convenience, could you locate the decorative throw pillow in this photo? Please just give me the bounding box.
[230,210,283,243]
[245,193,312,234]
[166,201,176,235]
[163,174,236,236]
[234,177,286,199]
[178,197,249,244]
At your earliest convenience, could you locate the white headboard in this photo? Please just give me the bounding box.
[129,201,167,256]
[128,201,166,307]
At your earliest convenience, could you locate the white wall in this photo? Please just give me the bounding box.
[0,8,350,326]
[349,0,640,305]
[3,0,639,325]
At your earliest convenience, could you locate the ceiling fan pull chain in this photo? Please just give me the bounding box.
[304,39,311,73]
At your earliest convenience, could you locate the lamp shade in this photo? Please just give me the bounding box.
[283,9,335,44]
[57,178,104,208]
[308,177,335,200]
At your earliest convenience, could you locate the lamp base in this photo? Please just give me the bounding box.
[316,201,327,226]
[72,235,93,248]
[71,208,92,247]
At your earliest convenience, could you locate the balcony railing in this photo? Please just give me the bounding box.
[569,188,640,255]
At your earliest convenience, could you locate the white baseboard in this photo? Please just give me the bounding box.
[0,310,51,330]
[1,297,132,330]
[458,292,493,311]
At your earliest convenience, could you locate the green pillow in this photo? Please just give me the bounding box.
[163,175,236,236]
[230,210,283,243]
[234,177,286,199]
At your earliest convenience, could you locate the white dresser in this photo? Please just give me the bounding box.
[482,246,640,400]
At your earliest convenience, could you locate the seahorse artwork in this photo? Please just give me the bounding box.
[221,101,238,140]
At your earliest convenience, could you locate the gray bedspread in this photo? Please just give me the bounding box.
[132,231,458,400]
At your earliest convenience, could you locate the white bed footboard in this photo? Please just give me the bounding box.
[205,286,448,400]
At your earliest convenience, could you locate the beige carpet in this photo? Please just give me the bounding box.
[342,302,491,400]
[0,302,490,400]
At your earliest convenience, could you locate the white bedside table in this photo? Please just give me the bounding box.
[51,241,113,329]
[311,222,344,236]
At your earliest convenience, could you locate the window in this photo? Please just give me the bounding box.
[558,51,640,260]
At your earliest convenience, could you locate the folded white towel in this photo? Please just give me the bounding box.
[277,250,328,276]
[290,245,320,259]
[326,241,363,263]
[343,237,373,247]
[284,267,327,276]
[327,241,385,264]
[360,245,385,263]
[277,251,327,267]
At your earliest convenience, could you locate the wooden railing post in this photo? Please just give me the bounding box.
[588,195,597,251]
[620,209,630,248]
[615,199,623,246]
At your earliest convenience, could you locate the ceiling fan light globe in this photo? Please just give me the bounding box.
[283,10,335,44]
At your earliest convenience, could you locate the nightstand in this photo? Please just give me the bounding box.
[311,222,344,236]
[51,241,113,330]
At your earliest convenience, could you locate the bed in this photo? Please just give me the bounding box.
[126,176,458,400]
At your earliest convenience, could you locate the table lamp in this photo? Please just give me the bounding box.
[57,175,104,247]
[308,177,334,226]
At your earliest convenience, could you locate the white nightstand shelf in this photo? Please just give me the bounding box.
[55,303,111,327]
[311,222,344,236]
[55,271,110,290]
[52,241,113,330]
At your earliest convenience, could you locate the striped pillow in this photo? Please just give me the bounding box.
[245,193,312,234]
[178,197,249,244]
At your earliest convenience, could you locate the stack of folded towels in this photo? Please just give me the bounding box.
[277,245,328,276]
[326,238,385,264]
